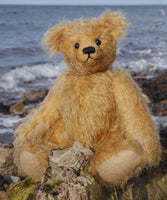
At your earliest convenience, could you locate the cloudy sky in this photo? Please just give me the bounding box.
[0,0,167,5]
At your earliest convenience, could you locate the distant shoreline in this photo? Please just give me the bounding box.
[0,4,167,7]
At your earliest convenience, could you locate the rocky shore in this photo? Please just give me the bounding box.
[0,69,167,199]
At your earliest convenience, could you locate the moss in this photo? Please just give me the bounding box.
[48,184,60,190]
[52,184,59,189]
[7,179,38,200]
[107,187,119,200]
[87,182,102,200]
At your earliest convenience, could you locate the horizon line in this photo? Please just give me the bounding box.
[0,3,167,6]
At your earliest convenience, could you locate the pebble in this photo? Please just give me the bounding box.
[9,103,25,115]
[0,144,13,168]
[4,175,21,184]
[0,191,8,199]
[0,103,10,114]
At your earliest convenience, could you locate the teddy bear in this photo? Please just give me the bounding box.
[13,10,161,185]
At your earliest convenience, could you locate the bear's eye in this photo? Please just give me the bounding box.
[74,43,80,49]
[95,39,101,46]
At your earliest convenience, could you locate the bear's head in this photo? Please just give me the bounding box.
[42,10,127,74]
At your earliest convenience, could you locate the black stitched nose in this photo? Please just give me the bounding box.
[83,47,95,54]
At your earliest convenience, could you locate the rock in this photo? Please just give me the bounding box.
[9,103,25,115]
[32,142,101,200]
[0,140,167,200]
[160,126,167,138]
[4,175,21,184]
[0,144,14,179]
[27,90,36,98]
[7,179,38,200]
[152,100,167,116]
[0,191,8,200]
[0,144,15,196]
[0,174,20,193]
[158,100,167,116]
[15,90,48,106]
[17,96,30,104]
[0,89,48,116]
[135,70,167,104]
[49,141,94,171]
[0,103,10,114]
[0,143,13,168]
[7,142,102,200]
[0,174,7,191]
[28,90,48,103]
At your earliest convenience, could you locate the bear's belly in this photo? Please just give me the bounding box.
[59,72,116,147]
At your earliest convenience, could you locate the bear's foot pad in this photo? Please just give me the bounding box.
[20,151,44,180]
[97,150,141,184]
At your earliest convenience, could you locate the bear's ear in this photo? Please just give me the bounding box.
[41,24,67,57]
[99,10,128,41]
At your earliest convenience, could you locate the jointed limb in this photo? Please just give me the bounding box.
[112,68,161,165]
[14,71,67,144]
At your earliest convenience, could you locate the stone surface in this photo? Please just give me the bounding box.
[0,143,14,169]
[6,142,102,200]
[0,140,167,199]
[9,103,25,115]
[135,70,167,104]
[31,142,101,200]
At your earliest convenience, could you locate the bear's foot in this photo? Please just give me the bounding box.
[96,150,142,184]
[20,151,44,180]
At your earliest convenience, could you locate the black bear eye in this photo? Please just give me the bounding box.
[74,43,80,49]
[95,39,101,46]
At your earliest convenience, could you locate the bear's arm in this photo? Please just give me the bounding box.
[112,68,161,166]
[14,70,67,144]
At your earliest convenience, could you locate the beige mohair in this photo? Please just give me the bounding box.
[14,10,161,184]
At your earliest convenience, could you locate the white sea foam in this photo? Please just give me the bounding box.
[0,114,20,130]
[0,49,166,93]
[0,128,12,135]
[114,53,167,72]
[0,114,21,145]
[160,9,166,16]
[0,61,66,91]
[129,49,152,55]
[155,116,167,128]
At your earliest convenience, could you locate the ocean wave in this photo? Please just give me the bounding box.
[0,114,20,145]
[0,54,166,92]
[130,49,152,55]
[114,57,167,72]
[0,62,66,91]
[0,114,20,129]
[160,9,166,16]
[0,46,42,57]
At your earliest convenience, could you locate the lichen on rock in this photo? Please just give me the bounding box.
[31,142,102,200]
[1,140,167,200]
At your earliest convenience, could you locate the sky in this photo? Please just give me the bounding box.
[0,0,167,5]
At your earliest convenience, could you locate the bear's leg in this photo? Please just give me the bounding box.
[91,134,144,185]
[19,150,44,180]
[17,144,55,180]
[96,149,141,184]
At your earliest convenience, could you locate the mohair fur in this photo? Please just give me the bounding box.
[13,10,161,184]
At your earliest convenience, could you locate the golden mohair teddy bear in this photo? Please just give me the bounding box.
[14,10,161,185]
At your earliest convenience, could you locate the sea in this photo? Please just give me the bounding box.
[0,5,167,145]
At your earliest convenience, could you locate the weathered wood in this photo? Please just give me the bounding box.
[0,141,167,200]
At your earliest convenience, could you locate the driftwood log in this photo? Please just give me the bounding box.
[0,139,167,200]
